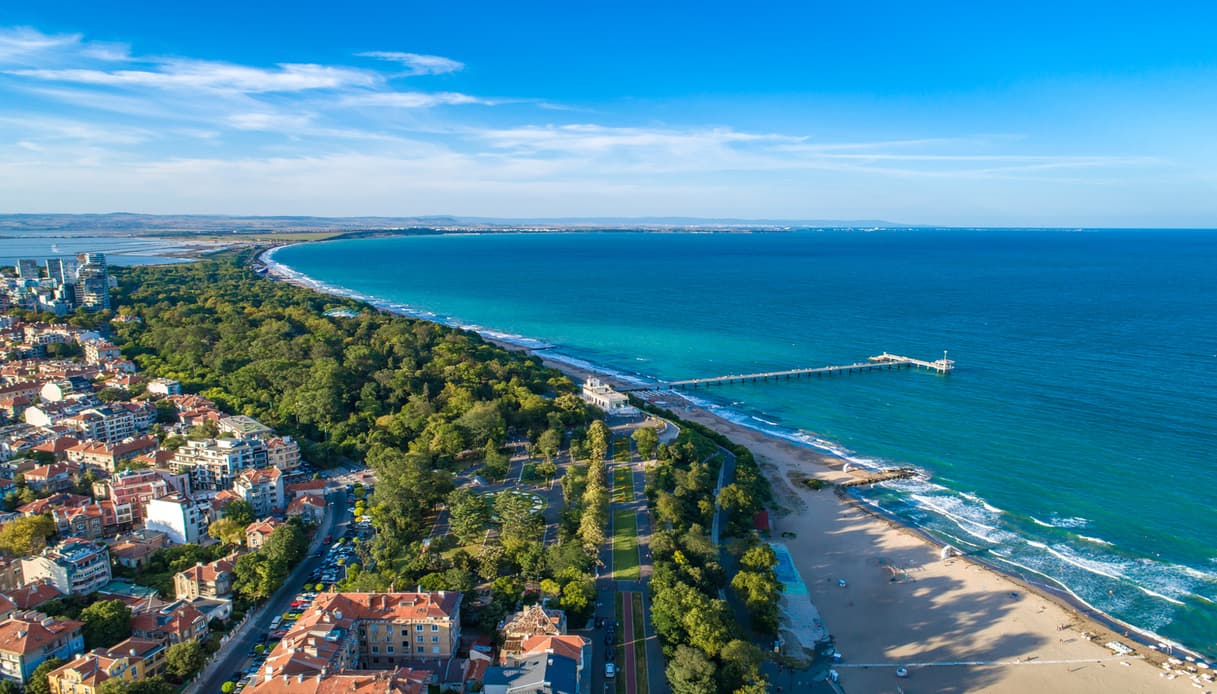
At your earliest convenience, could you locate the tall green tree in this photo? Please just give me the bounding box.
[164,640,207,681]
[665,646,717,694]
[27,658,65,694]
[586,420,610,462]
[446,489,490,544]
[0,514,55,556]
[632,426,659,459]
[80,600,133,650]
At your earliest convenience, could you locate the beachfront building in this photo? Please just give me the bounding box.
[579,378,634,415]
[20,539,112,596]
[143,494,209,545]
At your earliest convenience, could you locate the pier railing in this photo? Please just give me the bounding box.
[624,352,953,391]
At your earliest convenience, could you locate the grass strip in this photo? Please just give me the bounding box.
[612,509,640,580]
[632,592,649,694]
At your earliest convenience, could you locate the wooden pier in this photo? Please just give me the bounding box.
[627,351,954,391]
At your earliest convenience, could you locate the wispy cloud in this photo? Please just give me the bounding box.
[13,60,379,93]
[0,26,81,62]
[343,91,497,108]
[358,51,464,76]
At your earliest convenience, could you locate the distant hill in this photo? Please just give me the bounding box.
[0,213,905,237]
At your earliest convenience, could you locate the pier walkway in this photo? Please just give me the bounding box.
[625,352,953,391]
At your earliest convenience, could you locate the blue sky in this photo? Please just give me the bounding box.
[1,1,1216,225]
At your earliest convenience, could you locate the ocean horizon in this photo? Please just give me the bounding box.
[270,228,1217,659]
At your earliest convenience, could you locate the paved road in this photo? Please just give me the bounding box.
[190,488,349,694]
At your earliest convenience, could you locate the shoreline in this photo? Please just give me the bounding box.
[256,246,1211,692]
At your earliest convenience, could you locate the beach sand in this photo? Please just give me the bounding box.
[525,355,1193,694]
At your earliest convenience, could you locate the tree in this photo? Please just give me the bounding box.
[536,428,561,464]
[446,489,490,544]
[0,679,22,694]
[665,646,716,694]
[0,514,55,556]
[586,420,610,462]
[27,657,65,694]
[222,499,254,526]
[719,639,765,691]
[164,640,207,680]
[81,599,133,649]
[264,520,307,568]
[559,575,595,622]
[221,683,236,694]
[632,426,659,459]
[476,544,503,582]
[208,517,246,546]
[494,493,540,544]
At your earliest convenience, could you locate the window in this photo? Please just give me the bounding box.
[371,647,378,654]
[431,624,439,631]
[431,636,439,643]
[416,647,425,653]
[415,625,423,632]
[431,646,440,654]
[416,635,423,643]
[386,646,394,654]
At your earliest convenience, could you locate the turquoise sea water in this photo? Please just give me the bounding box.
[272,229,1217,657]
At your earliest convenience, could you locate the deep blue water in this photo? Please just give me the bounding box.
[273,229,1217,656]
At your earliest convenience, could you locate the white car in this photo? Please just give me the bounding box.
[605,663,616,679]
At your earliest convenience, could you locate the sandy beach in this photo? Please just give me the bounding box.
[523,355,1203,694]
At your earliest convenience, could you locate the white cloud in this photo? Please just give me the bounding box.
[358,51,463,75]
[0,27,81,62]
[13,59,379,93]
[343,91,495,108]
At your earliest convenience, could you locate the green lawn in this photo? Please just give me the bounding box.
[613,509,640,580]
[612,467,633,504]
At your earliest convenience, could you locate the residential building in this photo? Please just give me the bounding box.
[254,592,461,686]
[73,254,109,312]
[82,342,122,366]
[144,379,181,397]
[61,406,137,445]
[233,467,284,517]
[245,519,282,550]
[217,415,272,438]
[498,605,567,664]
[108,541,158,570]
[143,494,208,545]
[21,462,78,493]
[46,651,135,694]
[130,600,207,646]
[0,559,22,593]
[66,436,158,473]
[286,493,327,525]
[266,436,301,471]
[171,437,267,491]
[244,669,427,694]
[0,612,85,685]
[2,581,63,612]
[482,651,580,694]
[20,539,112,596]
[173,554,236,600]
[95,469,187,523]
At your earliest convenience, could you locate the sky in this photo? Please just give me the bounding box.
[1,1,1216,226]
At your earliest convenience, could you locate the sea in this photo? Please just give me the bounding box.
[269,229,1217,658]
[0,236,193,266]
